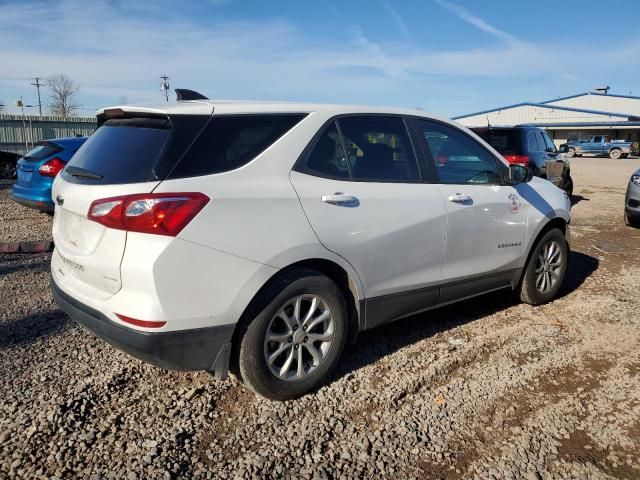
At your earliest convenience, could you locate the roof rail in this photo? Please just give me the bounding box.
[175,89,209,101]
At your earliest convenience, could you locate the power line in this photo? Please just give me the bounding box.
[31,77,44,116]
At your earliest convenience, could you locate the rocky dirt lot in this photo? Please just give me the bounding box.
[1,158,639,479]
[0,182,53,243]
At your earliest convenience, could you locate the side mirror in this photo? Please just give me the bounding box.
[508,164,532,184]
[558,145,568,153]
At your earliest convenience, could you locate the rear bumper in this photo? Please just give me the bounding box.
[51,275,234,378]
[11,192,54,212]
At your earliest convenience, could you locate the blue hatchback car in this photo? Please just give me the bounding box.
[12,137,87,212]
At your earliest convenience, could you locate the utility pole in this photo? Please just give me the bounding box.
[160,75,170,102]
[31,77,44,116]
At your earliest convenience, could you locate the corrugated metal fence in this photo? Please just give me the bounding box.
[0,114,96,155]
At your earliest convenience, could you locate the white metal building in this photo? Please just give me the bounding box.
[453,91,640,147]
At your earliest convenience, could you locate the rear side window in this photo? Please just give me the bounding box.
[23,142,62,161]
[62,117,171,184]
[338,116,419,182]
[169,114,306,178]
[527,131,541,152]
[473,129,523,155]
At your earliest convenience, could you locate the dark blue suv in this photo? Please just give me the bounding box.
[12,137,87,212]
[471,126,573,196]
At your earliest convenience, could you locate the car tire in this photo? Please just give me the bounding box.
[609,148,622,159]
[565,176,573,197]
[625,211,639,228]
[238,269,348,400]
[566,148,576,158]
[519,228,568,305]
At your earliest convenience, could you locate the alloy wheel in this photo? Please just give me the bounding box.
[534,240,562,293]
[263,294,335,381]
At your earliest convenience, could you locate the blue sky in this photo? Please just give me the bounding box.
[1,0,639,117]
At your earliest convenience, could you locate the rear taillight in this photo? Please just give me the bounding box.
[503,154,530,166]
[38,157,66,177]
[88,192,209,236]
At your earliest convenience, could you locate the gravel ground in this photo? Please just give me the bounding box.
[1,158,640,479]
[0,183,53,243]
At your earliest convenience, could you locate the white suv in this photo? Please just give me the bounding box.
[51,94,571,400]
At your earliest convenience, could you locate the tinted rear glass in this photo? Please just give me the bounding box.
[61,118,171,185]
[168,114,306,179]
[23,142,62,161]
[473,129,523,155]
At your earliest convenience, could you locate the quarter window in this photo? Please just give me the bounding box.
[305,123,350,179]
[169,114,306,179]
[415,119,503,185]
[338,116,419,182]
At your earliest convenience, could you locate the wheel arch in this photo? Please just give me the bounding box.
[228,257,363,376]
[517,216,568,288]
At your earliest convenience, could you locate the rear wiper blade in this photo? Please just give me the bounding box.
[65,166,103,179]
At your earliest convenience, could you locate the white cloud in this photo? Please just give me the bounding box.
[433,0,520,45]
[0,0,638,116]
[380,1,412,43]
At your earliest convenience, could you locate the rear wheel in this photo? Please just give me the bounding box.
[519,228,568,305]
[609,148,622,159]
[238,269,348,400]
[0,161,16,179]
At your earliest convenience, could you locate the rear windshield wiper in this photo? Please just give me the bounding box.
[65,166,103,179]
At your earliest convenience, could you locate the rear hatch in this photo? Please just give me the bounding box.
[51,111,210,299]
[16,142,63,188]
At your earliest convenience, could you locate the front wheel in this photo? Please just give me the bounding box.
[566,148,576,158]
[519,228,568,305]
[609,149,622,159]
[238,269,348,400]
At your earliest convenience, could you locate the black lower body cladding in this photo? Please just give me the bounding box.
[50,276,234,378]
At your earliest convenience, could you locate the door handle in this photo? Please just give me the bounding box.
[447,193,472,204]
[321,193,359,206]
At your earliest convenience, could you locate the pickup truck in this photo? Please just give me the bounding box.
[564,135,632,159]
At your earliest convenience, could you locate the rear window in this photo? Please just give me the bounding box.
[473,129,523,155]
[62,117,171,185]
[23,142,62,161]
[168,114,306,179]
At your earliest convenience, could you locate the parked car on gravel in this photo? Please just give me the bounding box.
[564,135,632,159]
[11,137,87,212]
[625,168,640,227]
[471,126,573,196]
[50,94,572,400]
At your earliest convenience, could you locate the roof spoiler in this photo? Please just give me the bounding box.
[175,89,209,101]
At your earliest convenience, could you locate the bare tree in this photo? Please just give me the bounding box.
[47,74,80,117]
[0,100,5,114]
[118,95,128,105]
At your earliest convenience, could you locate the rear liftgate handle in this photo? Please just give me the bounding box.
[321,193,359,206]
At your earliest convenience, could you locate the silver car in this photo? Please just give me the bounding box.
[625,168,640,227]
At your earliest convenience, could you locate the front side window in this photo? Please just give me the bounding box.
[415,119,503,185]
[305,123,350,179]
[542,132,557,152]
[338,116,419,182]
